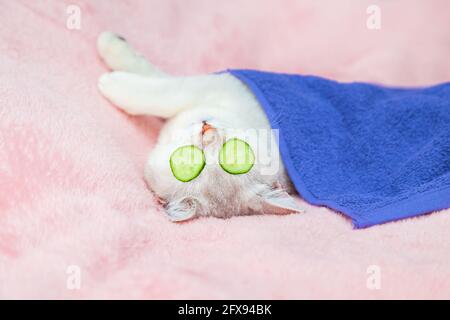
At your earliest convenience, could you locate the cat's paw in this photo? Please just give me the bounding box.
[98,71,141,115]
[97,31,166,76]
[97,31,130,66]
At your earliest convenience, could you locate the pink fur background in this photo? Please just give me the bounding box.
[1,0,450,299]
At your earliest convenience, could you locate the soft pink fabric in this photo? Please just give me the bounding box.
[1,0,450,299]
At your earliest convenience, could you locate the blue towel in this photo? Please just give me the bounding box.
[228,69,450,228]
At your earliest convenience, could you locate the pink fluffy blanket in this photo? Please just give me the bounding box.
[1,0,450,299]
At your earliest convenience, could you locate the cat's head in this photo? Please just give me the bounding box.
[145,118,302,221]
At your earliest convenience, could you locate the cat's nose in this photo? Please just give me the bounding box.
[201,121,218,146]
[201,121,214,135]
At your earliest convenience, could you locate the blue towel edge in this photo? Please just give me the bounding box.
[227,69,450,228]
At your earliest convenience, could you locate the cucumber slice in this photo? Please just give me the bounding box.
[219,138,255,174]
[170,145,205,182]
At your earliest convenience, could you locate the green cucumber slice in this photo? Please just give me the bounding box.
[219,138,255,175]
[170,145,205,182]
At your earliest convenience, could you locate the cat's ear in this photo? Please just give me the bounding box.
[165,197,199,222]
[259,186,305,215]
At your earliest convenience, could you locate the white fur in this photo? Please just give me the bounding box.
[97,32,304,221]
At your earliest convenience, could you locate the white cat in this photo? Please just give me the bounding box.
[97,32,304,221]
